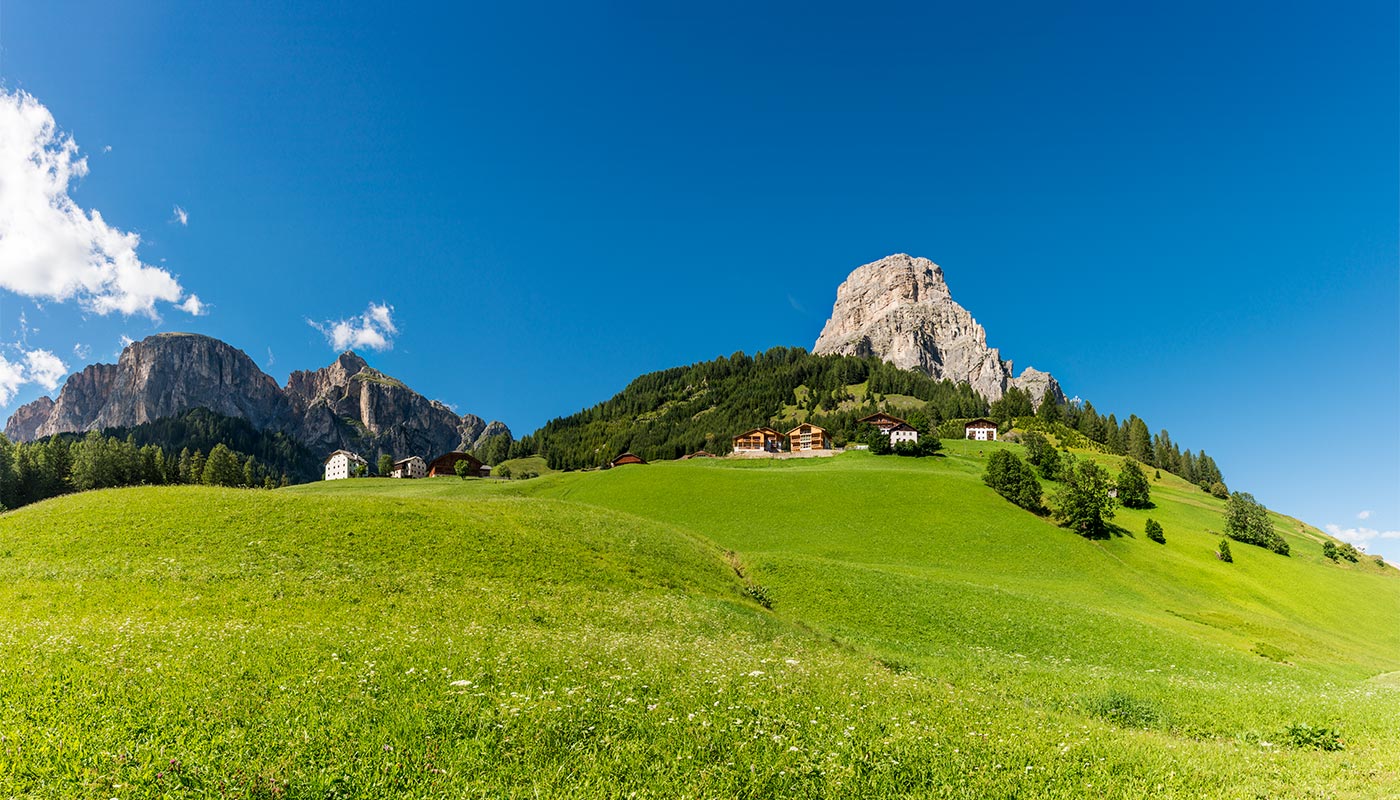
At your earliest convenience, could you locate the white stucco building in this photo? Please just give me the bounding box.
[391,455,427,479]
[324,450,368,480]
[887,422,920,444]
[964,419,998,442]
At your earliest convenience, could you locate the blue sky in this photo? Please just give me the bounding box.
[0,2,1396,559]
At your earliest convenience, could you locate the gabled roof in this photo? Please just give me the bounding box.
[858,412,909,427]
[610,452,647,465]
[888,422,917,432]
[964,418,998,428]
[392,456,424,467]
[324,449,367,465]
[733,427,781,438]
[681,450,716,459]
[786,423,828,436]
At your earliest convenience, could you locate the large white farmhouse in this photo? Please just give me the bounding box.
[887,422,920,445]
[324,450,368,480]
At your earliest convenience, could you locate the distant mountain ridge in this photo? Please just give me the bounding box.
[813,254,1064,405]
[4,333,509,462]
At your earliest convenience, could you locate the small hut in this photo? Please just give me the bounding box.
[609,452,647,467]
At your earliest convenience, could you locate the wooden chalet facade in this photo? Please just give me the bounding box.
[390,455,427,479]
[859,412,918,444]
[732,427,783,453]
[609,452,647,467]
[428,451,487,477]
[964,418,998,441]
[786,423,831,451]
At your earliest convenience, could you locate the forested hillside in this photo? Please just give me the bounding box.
[529,348,1228,484]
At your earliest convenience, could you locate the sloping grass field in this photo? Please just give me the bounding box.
[1,441,1396,797]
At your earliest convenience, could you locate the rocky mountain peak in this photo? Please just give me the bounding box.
[813,254,1063,405]
[4,335,509,461]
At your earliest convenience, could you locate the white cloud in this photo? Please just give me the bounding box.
[73,343,91,360]
[23,350,67,391]
[114,334,135,358]
[266,347,276,367]
[176,294,207,316]
[172,205,188,226]
[0,89,196,318]
[102,145,111,153]
[1325,524,1400,547]
[310,302,397,352]
[0,347,69,406]
[1358,510,1372,520]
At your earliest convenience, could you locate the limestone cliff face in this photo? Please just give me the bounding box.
[813,254,1064,404]
[282,352,506,459]
[5,334,511,461]
[29,334,287,440]
[3,396,54,442]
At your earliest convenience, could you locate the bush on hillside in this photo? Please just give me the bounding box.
[1209,481,1229,499]
[1224,492,1289,556]
[1218,538,1233,563]
[1322,541,1338,561]
[1145,518,1165,544]
[496,465,513,479]
[983,450,1043,513]
[1022,431,1061,479]
[1053,457,1116,539]
[1280,723,1344,751]
[1116,458,1152,509]
[1084,690,1164,729]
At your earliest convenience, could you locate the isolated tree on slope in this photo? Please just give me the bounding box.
[378,454,394,477]
[1053,458,1116,538]
[1022,431,1061,479]
[1223,492,1289,556]
[1116,458,1151,509]
[983,450,1043,513]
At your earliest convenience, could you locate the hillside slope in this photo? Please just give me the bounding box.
[0,447,1396,797]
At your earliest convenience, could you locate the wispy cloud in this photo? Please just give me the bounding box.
[0,347,69,406]
[309,302,397,352]
[0,89,204,318]
[172,205,189,226]
[1358,510,1372,521]
[1325,523,1400,547]
[73,343,91,360]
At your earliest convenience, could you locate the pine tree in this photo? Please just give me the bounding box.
[1036,394,1061,423]
[1145,518,1165,543]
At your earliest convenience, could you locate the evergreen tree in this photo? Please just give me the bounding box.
[243,455,258,488]
[1116,458,1152,509]
[1035,394,1061,424]
[201,445,242,487]
[1218,539,1233,562]
[1126,416,1154,465]
[1105,415,1124,454]
[178,447,193,484]
[1053,458,1116,538]
[189,450,207,484]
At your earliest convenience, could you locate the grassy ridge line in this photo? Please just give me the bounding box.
[518,445,1396,672]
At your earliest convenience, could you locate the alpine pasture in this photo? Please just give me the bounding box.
[1,440,1396,798]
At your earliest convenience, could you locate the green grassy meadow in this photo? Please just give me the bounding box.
[1,441,1397,798]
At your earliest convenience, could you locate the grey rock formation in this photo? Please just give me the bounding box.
[3,396,54,442]
[5,334,510,460]
[283,351,487,460]
[813,254,1064,405]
